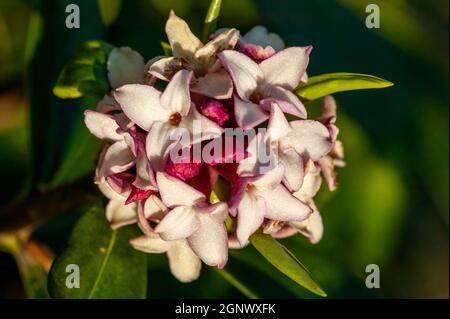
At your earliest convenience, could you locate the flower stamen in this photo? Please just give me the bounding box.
[169,112,182,126]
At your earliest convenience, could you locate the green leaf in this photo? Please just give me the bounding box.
[295,72,393,101]
[249,231,326,297]
[48,201,147,298]
[0,236,49,299]
[160,41,172,56]
[202,0,222,42]
[48,102,102,188]
[214,268,259,299]
[53,40,114,100]
[97,0,122,27]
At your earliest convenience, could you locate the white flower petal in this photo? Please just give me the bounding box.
[260,47,311,90]
[191,70,233,99]
[114,84,168,131]
[165,10,203,63]
[218,50,263,100]
[106,200,137,229]
[156,172,206,207]
[294,160,322,199]
[146,122,179,171]
[97,179,127,201]
[284,120,333,161]
[133,152,157,190]
[166,239,202,282]
[99,140,135,178]
[234,96,268,130]
[291,201,323,244]
[236,192,266,246]
[267,103,292,142]
[155,206,200,241]
[279,148,304,192]
[258,185,311,222]
[187,209,228,268]
[253,164,285,189]
[108,47,146,89]
[161,70,193,115]
[144,195,167,219]
[130,233,171,253]
[84,110,123,142]
[181,104,224,144]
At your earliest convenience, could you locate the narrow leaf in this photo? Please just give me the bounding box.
[160,41,172,56]
[250,231,326,297]
[295,72,393,101]
[202,0,222,42]
[53,40,114,100]
[48,201,147,298]
[214,268,259,299]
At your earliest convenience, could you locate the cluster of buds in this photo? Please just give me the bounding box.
[84,11,344,282]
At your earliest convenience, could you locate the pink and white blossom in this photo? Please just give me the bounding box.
[218,47,311,129]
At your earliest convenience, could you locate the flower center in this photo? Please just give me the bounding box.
[169,112,182,126]
[245,183,255,192]
[249,91,264,104]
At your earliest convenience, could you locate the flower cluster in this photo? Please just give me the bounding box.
[84,11,344,282]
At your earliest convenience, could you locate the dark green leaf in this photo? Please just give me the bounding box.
[295,72,393,101]
[53,40,114,100]
[26,0,105,189]
[48,201,147,298]
[202,0,222,42]
[250,231,326,297]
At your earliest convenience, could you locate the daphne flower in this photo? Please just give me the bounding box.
[218,46,311,129]
[114,69,223,171]
[154,172,228,268]
[238,103,332,191]
[149,11,239,99]
[229,164,312,246]
[130,233,201,283]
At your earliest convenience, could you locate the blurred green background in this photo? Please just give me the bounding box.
[0,0,448,298]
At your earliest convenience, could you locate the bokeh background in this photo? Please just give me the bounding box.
[0,0,448,298]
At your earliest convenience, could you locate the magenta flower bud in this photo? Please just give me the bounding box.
[165,159,203,181]
[200,99,230,126]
